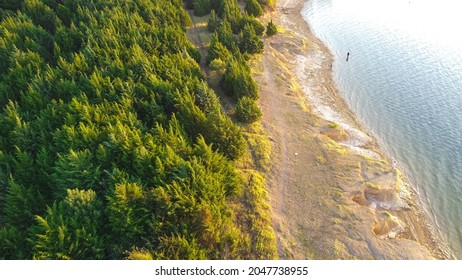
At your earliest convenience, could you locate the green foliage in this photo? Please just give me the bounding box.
[0,0,274,260]
[207,9,220,32]
[222,0,243,33]
[0,14,54,63]
[241,14,265,36]
[0,225,27,259]
[240,24,264,54]
[31,189,105,259]
[258,0,274,6]
[193,0,211,17]
[204,113,246,160]
[221,58,259,100]
[4,179,43,232]
[106,182,149,255]
[0,38,10,74]
[55,4,72,27]
[188,46,202,64]
[0,0,23,11]
[245,0,263,17]
[155,236,208,260]
[210,0,225,16]
[54,23,82,54]
[206,33,232,65]
[22,0,58,34]
[235,97,262,123]
[52,149,102,199]
[266,20,278,37]
[215,19,238,52]
[239,170,277,259]
[209,58,227,71]
[126,248,153,260]
[194,81,221,115]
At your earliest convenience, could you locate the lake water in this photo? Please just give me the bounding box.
[302,0,462,258]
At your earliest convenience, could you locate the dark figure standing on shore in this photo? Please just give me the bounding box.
[346,52,350,62]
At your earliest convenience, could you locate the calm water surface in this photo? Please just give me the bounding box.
[303,0,462,258]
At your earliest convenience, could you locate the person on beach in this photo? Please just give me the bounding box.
[392,159,397,170]
[346,52,350,62]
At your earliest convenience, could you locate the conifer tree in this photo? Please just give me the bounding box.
[234,69,259,100]
[245,0,263,17]
[193,0,211,17]
[0,0,268,260]
[0,225,26,259]
[22,0,58,34]
[240,24,264,54]
[207,9,220,32]
[215,19,238,52]
[2,179,41,258]
[221,58,258,100]
[241,14,265,36]
[206,33,232,65]
[210,0,226,17]
[52,149,102,199]
[266,19,278,37]
[204,112,246,160]
[222,0,243,33]
[209,58,227,71]
[106,183,150,256]
[31,189,105,259]
[235,96,262,123]
[0,0,23,11]
[194,81,221,114]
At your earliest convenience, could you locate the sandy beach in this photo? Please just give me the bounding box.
[256,0,453,259]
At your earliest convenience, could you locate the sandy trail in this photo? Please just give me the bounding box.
[261,49,291,256]
[256,0,452,259]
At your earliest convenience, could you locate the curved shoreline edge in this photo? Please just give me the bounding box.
[258,0,454,259]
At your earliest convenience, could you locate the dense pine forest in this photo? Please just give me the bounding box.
[0,0,277,259]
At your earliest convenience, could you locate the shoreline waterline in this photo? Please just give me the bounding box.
[299,0,458,258]
[263,0,454,258]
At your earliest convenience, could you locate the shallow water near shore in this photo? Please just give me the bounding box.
[302,0,462,258]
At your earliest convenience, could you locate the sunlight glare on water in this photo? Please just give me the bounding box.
[331,0,462,51]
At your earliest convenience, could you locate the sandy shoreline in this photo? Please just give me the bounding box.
[257,0,454,259]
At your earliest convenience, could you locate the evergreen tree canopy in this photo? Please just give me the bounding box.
[266,19,277,37]
[206,33,232,65]
[241,14,265,36]
[0,0,256,260]
[222,0,243,33]
[245,0,263,17]
[240,24,264,54]
[215,19,238,53]
[221,58,259,100]
[210,0,226,17]
[193,0,211,17]
[207,9,220,32]
[235,96,262,123]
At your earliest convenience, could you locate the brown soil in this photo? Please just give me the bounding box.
[255,0,453,259]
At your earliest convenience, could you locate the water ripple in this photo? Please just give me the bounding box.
[304,0,462,257]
